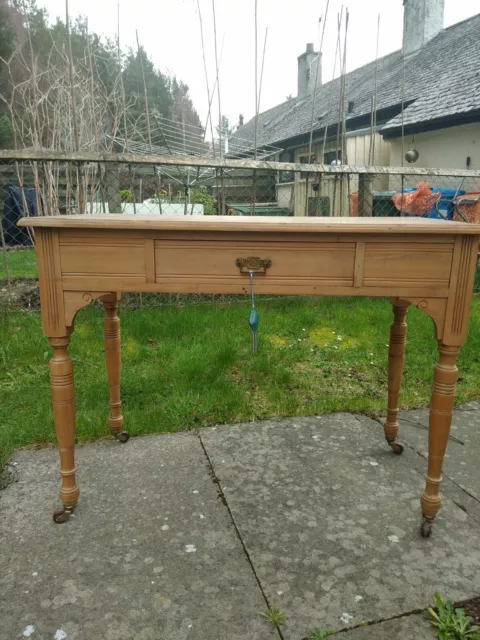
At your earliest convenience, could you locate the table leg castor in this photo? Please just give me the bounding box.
[53,507,74,524]
[115,431,130,443]
[420,518,433,538]
[387,440,404,455]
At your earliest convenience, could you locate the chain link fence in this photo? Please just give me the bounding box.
[1,152,480,307]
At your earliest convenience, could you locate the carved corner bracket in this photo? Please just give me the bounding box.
[391,297,448,341]
[64,292,120,329]
[235,257,272,274]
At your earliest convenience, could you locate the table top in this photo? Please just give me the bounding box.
[18,214,480,235]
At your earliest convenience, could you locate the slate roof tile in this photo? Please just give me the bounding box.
[234,12,480,148]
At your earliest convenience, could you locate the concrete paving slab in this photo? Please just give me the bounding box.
[339,614,435,639]
[398,405,480,501]
[355,416,480,527]
[0,434,277,640]
[201,414,480,639]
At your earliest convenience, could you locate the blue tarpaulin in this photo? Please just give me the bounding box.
[1,186,39,246]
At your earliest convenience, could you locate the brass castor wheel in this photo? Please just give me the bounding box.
[390,442,404,455]
[115,431,130,443]
[421,519,433,538]
[52,508,73,524]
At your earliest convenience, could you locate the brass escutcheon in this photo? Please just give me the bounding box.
[235,257,272,274]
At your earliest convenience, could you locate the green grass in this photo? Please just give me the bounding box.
[261,605,286,629]
[1,296,480,469]
[0,248,37,280]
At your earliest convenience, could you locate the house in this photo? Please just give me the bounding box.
[234,0,480,215]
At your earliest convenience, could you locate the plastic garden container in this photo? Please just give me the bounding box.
[432,188,465,220]
[373,191,398,217]
[230,205,291,216]
[454,193,480,223]
[401,188,465,219]
[349,192,398,217]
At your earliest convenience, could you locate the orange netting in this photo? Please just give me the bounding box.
[392,181,441,216]
[454,193,480,223]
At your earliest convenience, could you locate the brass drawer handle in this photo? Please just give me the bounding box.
[236,257,272,274]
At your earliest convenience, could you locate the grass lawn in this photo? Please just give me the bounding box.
[0,248,37,280]
[1,296,479,469]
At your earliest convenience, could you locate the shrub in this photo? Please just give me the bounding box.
[120,189,133,203]
[190,185,216,215]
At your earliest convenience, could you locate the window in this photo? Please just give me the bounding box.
[324,150,342,165]
[278,149,295,183]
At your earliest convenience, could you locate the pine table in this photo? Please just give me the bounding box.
[19,215,480,536]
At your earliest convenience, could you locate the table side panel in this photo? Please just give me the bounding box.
[35,228,66,337]
[443,235,480,345]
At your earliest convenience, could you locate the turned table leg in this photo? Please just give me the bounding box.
[103,294,129,443]
[384,303,408,455]
[49,334,79,523]
[420,342,460,538]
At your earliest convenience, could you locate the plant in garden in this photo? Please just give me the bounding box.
[190,185,216,214]
[120,189,133,203]
[302,630,331,639]
[261,605,286,629]
[427,593,480,639]
[147,190,169,204]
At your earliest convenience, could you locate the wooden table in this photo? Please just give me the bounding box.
[19,215,480,536]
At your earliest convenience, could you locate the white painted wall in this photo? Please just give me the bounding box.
[86,202,204,215]
[388,123,480,170]
[276,183,295,210]
[288,131,391,216]
[293,131,390,168]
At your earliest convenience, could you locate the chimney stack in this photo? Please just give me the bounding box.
[297,43,321,98]
[403,0,445,55]
[239,114,244,126]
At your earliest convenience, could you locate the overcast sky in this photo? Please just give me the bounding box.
[41,0,479,132]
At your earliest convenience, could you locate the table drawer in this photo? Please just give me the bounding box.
[363,242,454,287]
[154,240,356,289]
[59,236,146,283]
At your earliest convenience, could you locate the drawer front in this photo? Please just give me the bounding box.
[363,242,454,287]
[59,236,146,283]
[154,240,356,290]
[55,230,456,297]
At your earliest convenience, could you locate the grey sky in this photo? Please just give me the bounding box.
[41,0,479,132]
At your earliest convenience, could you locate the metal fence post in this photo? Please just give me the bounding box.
[106,164,121,214]
[358,174,374,217]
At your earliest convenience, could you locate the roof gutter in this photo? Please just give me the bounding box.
[382,110,480,139]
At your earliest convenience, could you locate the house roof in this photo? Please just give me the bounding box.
[382,57,480,135]
[235,12,480,150]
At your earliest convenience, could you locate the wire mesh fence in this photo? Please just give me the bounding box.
[1,151,480,304]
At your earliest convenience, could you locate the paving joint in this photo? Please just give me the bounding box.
[370,412,480,524]
[354,414,417,451]
[412,445,480,510]
[400,416,465,445]
[330,607,428,635]
[353,412,480,527]
[198,431,285,640]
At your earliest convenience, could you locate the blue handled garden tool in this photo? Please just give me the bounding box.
[248,270,259,353]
